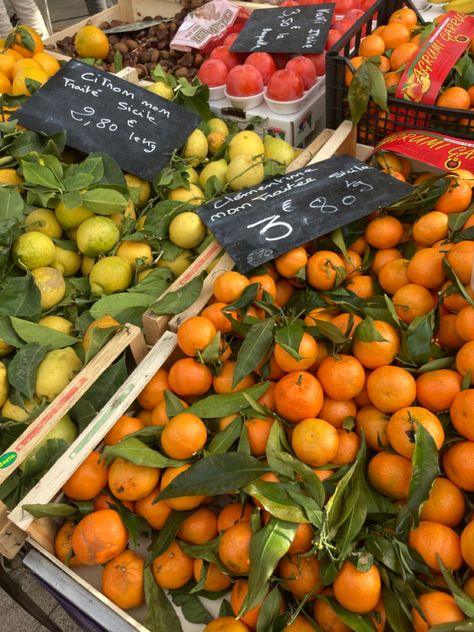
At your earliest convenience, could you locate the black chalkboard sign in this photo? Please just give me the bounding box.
[198,155,412,273]
[16,60,201,181]
[230,5,335,55]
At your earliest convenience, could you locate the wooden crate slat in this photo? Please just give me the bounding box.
[308,120,357,164]
[0,325,145,485]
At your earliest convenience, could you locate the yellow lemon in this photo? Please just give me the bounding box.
[199,159,228,189]
[0,168,22,186]
[33,52,60,76]
[89,256,133,296]
[116,240,153,270]
[228,130,264,161]
[0,338,13,356]
[75,25,109,60]
[11,66,49,95]
[39,315,74,335]
[168,184,204,206]
[76,216,120,257]
[110,198,136,231]
[81,256,95,275]
[185,167,199,186]
[21,414,78,471]
[25,208,63,238]
[157,250,193,276]
[124,174,151,209]
[208,118,229,136]
[31,267,66,310]
[55,199,93,229]
[226,155,264,191]
[51,244,82,276]
[168,212,206,249]
[146,82,174,100]
[1,398,36,422]
[183,128,208,166]
[207,132,226,155]
[13,231,55,270]
[263,135,296,167]
[35,347,83,401]
[0,361,9,408]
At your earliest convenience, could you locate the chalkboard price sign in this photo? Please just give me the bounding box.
[230,4,335,55]
[16,60,201,181]
[198,155,412,273]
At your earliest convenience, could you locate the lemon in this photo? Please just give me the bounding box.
[89,256,133,296]
[55,199,94,229]
[76,216,120,257]
[51,244,82,276]
[110,198,136,231]
[185,167,199,186]
[208,118,229,137]
[124,174,151,209]
[35,347,83,401]
[21,414,77,470]
[136,215,146,231]
[116,240,153,270]
[169,212,206,249]
[207,132,226,155]
[157,250,193,276]
[66,227,78,241]
[137,268,152,282]
[31,267,66,310]
[0,168,23,186]
[0,338,14,356]
[146,82,174,100]
[264,135,296,167]
[0,361,9,408]
[227,155,265,191]
[83,314,120,350]
[13,231,56,270]
[39,315,74,335]
[1,398,36,422]
[168,184,204,206]
[183,128,208,166]
[228,131,264,162]
[81,256,95,275]
[199,159,228,189]
[25,208,63,238]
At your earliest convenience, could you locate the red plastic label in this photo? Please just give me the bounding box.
[374,130,474,172]
[396,12,474,104]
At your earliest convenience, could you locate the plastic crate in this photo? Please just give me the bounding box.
[325,0,474,144]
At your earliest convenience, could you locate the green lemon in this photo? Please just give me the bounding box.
[55,199,94,229]
[51,244,82,276]
[31,267,66,310]
[20,414,78,471]
[226,155,265,191]
[183,128,208,166]
[76,216,120,257]
[0,362,9,408]
[1,398,36,422]
[157,250,193,276]
[228,130,264,162]
[124,173,151,209]
[25,208,63,239]
[168,184,204,206]
[89,256,133,296]
[39,315,74,335]
[199,159,228,189]
[12,231,56,270]
[168,212,206,249]
[35,347,83,401]
[146,82,174,100]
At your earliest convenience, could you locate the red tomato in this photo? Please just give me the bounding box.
[226,64,264,96]
[286,56,317,89]
[198,59,228,87]
[210,46,240,71]
[345,8,364,23]
[244,52,276,85]
[223,32,239,47]
[266,69,304,101]
[304,53,326,76]
[325,29,342,50]
[335,0,355,11]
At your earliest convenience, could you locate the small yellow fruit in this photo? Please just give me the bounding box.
[207,132,226,155]
[51,244,82,276]
[1,398,36,422]
[89,256,133,296]
[0,361,9,408]
[83,315,120,351]
[55,199,93,229]
[226,155,265,191]
[183,128,208,166]
[110,198,136,231]
[0,168,22,186]
[168,184,204,206]
[0,338,14,356]
[39,315,74,335]
[76,216,120,257]
[263,134,296,167]
[31,267,66,310]
[12,231,56,270]
[25,208,63,239]
[33,52,60,76]
[184,167,199,186]
[75,25,109,60]
[35,347,83,401]
[168,212,206,249]
[124,174,151,209]
[81,256,95,275]
[199,159,227,189]
[228,131,264,161]
[208,118,229,136]
[157,250,193,276]
[146,82,174,100]
[116,240,153,270]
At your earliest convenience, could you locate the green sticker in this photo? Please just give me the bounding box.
[0,451,17,468]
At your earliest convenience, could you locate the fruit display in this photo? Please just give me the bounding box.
[18,151,474,630]
[329,4,474,142]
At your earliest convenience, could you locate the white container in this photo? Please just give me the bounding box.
[224,88,265,109]
[264,91,306,114]
[208,84,226,101]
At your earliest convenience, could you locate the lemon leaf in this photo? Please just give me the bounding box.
[81,187,128,214]
[10,316,77,349]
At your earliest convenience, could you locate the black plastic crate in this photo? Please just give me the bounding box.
[325,0,474,144]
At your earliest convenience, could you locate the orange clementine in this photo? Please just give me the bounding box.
[365,215,404,249]
[317,354,365,401]
[151,541,194,589]
[168,357,213,397]
[194,559,231,592]
[387,406,444,458]
[245,417,274,457]
[161,412,207,459]
[392,283,435,324]
[333,561,381,613]
[213,360,255,394]
[178,507,218,544]
[450,389,474,440]
[72,509,128,566]
[217,502,253,532]
[102,550,144,610]
[355,405,390,451]
[412,211,449,247]
[381,22,410,48]
[275,246,308,278]
[412,591,465,631]
[378,258,411,294]
[420,477,465,527]
[274,370,324,423]
[274,331,318,372]
[160,464,205,510]
[108,457,160,502]
[367,365,416,413]
[456,340,474,384]
[434,177,472,214]
[416,369,462,413]
[218,522,252,574]
[353,319,400,369]
[104,415,144,446]
[62,451,109,501]
[319,396,357,428]
[135,487,172,530]
[442,440,474,491]
[367,450,412,498]
[279,554,322,600]
[137,368,169,410]
[408,521,463,572]
[292,417,339,466]
[213,271,249,302]
[307,250,346,290]
[390,42,418,70]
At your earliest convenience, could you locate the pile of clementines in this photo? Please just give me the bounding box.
[48,158,474,631]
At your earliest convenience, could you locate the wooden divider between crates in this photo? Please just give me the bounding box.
[0,324,147,487]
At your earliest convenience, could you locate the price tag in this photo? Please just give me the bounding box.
[16,60,201,181]
[231,4,335,55]
[198,155,412,273]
